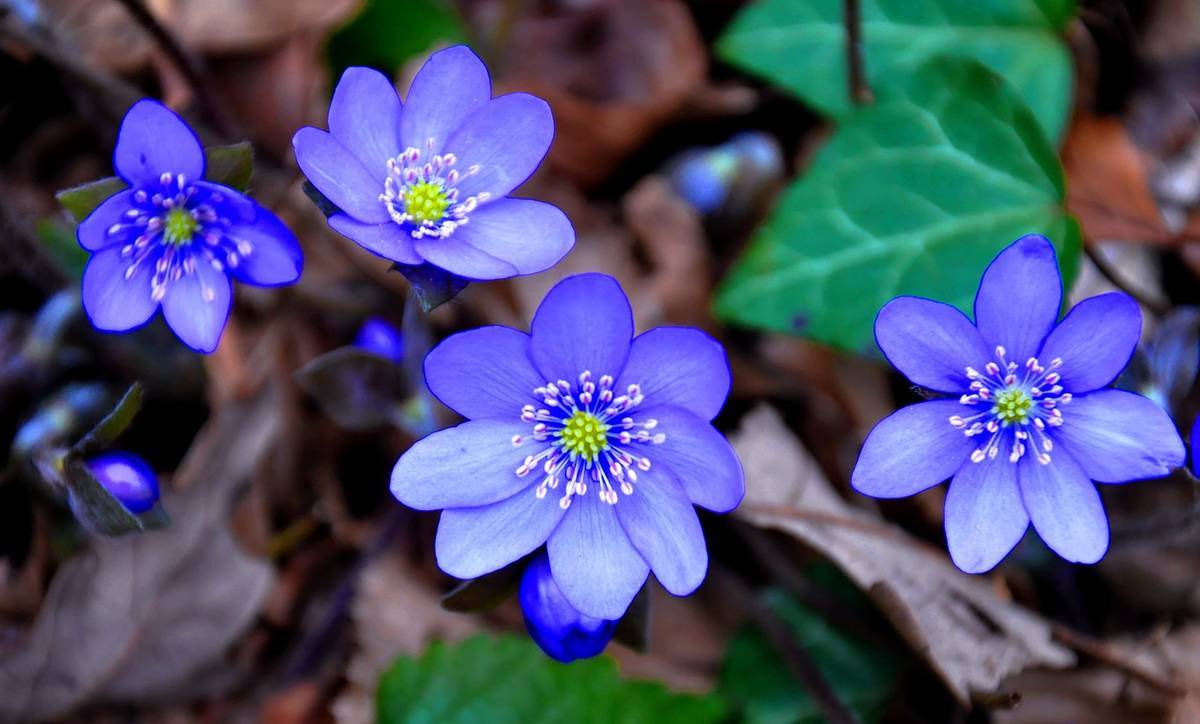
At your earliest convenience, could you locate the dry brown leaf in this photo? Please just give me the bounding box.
[730,405,1074,706]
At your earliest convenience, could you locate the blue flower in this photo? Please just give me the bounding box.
[353,316,405,364]
[520,552,617,663]
[852,235,1185,573]
[78,100,303,353]
[292,46,574,281]
[391,274,744,619]
[85,451,160,514]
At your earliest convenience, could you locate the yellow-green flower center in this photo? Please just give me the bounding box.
[404,181,452,223]
[163,208,198,245]
[993,388,1033,424]
[560,410,609,462]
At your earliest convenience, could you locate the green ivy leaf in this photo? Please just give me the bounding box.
[376,634,726,724]
[714,57,1081,352]
[717,0,1075,141]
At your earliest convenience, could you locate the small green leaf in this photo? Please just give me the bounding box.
[204,142,254,191]
[328,0,466,76]
[56,177,128,223]
[393,262,470,312]
[294,347,409,430]
[714,57,1081,352]
[377,634,726,724]
[70,382,144,459]
[717,0,1076,141]
[35,219,90,280]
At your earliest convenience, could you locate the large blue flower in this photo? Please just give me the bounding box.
[78,100,302,353]
[292,45,574,281]
[391,274,744,619]
[852,235,1185,573]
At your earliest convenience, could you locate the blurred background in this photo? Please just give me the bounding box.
[4,0,1200,722]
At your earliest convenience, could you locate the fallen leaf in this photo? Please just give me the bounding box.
[730,405,1075,706]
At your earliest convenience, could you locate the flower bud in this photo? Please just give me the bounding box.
[353,316,405,364]
[84,451,159,514]
[519,553,616,663]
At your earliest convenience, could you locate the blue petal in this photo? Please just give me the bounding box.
[974,235,1062,364]
[292,127,390,223]
[77,189,135,251]
[329,67,402,177]
[1051,389,1185,482]
[1018,450,1108,565]
[226,202,303,287]
[851,400,975,498]
[400,45,491,154]
[617,327,730,421]
[354,317,405,364]
[548,492,649,619]
[436,489,566,579]
[81,245,158,332]
[450,198,574,275]
[327,214,422,265]
[944,460,1028,573]
[447,93,554,200]
[529,274,634,385]
[614,464,707,596]
[423,326,543,419]
[113,100,205,186]
[874,296,990,393]
[1037,293,1141,393]
[161,258,232,353]
[635,404,743,513]
[412,234,518,280]
[520,553,616,663]
[391,418,539,509]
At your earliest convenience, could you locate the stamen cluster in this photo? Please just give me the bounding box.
[379,144,489,239]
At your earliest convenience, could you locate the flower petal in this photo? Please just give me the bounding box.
[412,235,518,280]
[618,327,730,421]
[529,274,634,384]
[635,405,743,513]
[1019,450,1108,564]
[1037,293,1141,393]
[548,492,649,619]
[1052,389,1185,482]
[851,400,975,499]
[391,419,539,509]
[327,214,422,265]
[81,245,158,332]
[114,100,204,186]
[77,189,135,251]
[945,460,1028,573]
[423,326,542,419]
[450,198,574,275]
[161,259,232,353]
[974,234,1062,364]
[614,465,707,596]
[292,127,390,223]
[436,490,566,579]
[328,67,402,177]
[448,94,554,200]
[400,45,491,154]
[874,296,990,393]
[227,203,303,287]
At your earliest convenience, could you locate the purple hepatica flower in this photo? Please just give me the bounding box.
[85,451,160,514]
[520,552,617,663]
[852,235,1185,573]
[292,45,574,280]
[78,100,302,353]
[391,274,744,619]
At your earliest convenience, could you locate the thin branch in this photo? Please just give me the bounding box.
[1050,623,1187,698]
[843,0,872,104]
[1083,243,1170,318]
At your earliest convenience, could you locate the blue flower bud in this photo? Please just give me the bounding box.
[353,316,405,364]
[85,451,159,514]
[519,553,616,663]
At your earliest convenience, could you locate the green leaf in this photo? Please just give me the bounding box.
[717,0,1075,141]
[720,588,899,724]
[714,57,1082,352]
[56,177,128,223]
[376,634,726,724]
[70,382,144,459]
[328,0,466,76]
[204,142,254,191]
[393,261,470,312]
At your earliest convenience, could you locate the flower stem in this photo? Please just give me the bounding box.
[843,0,872,104]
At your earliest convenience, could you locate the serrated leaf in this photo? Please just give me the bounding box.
[714,57,1081,352]
[70,382,144,459]
[376,634,726,724]
[393,261,470,312]
[204,142,254,191]
[717,0,1075,141]
[294,347,409,430]
[56,177,128,223]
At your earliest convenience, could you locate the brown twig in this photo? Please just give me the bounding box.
[1083,243,1170,318]
[1050,623,1188,698]
[843,0,872,104]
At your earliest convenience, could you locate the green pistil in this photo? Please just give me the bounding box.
[993,388,1033,424]
[561,410,609,462]
[404,181,452,223]
[163,208,198,246]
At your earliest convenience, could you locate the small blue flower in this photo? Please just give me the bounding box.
[85,451,160,514]
[353,316,405,364]
[391,274,744,619]
[520,552,617,663]
[292,46,574,281]
[852,235,1185,573]
[78,100,303,353]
